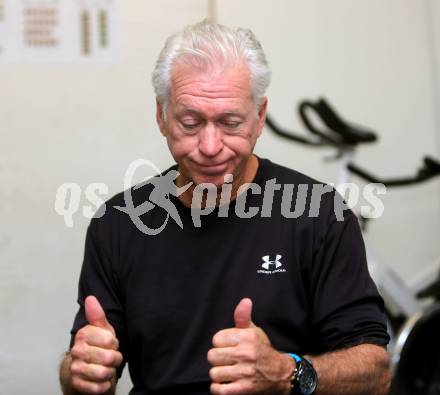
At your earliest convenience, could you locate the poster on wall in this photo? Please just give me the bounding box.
[0,0,118,63]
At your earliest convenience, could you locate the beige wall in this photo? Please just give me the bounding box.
[0,1,439,393]
[218,0,440,281]
[0,1,208,393]
[428,0,440,155]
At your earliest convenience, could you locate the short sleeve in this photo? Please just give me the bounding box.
[309,197,389,351]
[69,216,128,378]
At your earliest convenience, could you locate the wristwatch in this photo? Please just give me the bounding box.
[287,353,318,395]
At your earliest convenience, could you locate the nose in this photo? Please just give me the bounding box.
[198,122,223,157]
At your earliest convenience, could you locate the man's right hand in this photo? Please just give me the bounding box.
[69,295,123,394]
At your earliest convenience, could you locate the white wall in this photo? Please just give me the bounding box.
[0,1,208,393]
[218,0,440,281]
[427,0,440,158]
[0,1,439,394]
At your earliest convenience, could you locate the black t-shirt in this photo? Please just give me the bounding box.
[70,158,389,395]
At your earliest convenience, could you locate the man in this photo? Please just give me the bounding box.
[60,20,391,395]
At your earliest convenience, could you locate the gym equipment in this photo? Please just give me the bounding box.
[265,98,440,394]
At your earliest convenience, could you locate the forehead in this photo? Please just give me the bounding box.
[168,61,253,111]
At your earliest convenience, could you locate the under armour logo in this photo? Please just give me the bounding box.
[261,255,282,270]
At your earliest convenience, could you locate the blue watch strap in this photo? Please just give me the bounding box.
[287,353,302,363]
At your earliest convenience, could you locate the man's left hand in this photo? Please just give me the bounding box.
[207,298,295,395]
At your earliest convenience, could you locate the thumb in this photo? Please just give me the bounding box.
[85,295,115,334]
[234,298,255,329]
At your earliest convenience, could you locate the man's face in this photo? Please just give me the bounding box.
[156,61,267,188]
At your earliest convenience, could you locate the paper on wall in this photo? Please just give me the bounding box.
[0,0,118,63]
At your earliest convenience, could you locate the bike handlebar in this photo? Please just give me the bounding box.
[298,98,378,146]
[265,97,378,148]
[265,97,440,187]
[265,114,326,146]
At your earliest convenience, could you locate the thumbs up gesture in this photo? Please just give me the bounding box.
[208,298,295,395]
[69,296,123,394]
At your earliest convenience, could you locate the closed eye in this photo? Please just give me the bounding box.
[223,121,240,128]
[219,119,242,131]
[180,119,203,132]
[181,122,200,129]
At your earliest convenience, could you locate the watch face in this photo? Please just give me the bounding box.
[298,361,318,395]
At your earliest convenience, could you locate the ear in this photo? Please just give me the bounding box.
[256,97,268,137]
[156,99,167,136]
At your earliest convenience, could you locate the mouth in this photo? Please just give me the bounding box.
[194,161,229,174]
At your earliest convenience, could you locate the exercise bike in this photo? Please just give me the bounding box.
[265,97,440,394]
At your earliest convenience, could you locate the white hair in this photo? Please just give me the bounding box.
[152,20,271,112]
